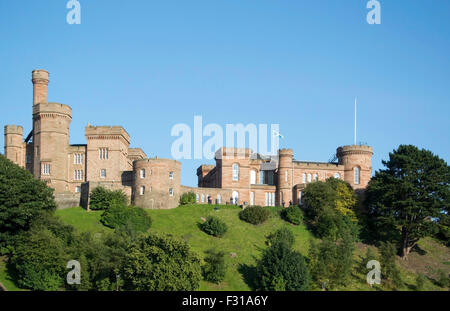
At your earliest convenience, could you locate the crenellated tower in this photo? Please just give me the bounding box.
[4,125,24,167]
[336,145,373,190]
[277,148,293,207]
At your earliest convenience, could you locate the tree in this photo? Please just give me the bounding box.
[266,227,295,248]
[89,187,127,211]
[239,206,270,225]
[180,192,196,205]
[101,203,151,235]
[282,206,304,225]
[202,249,226,284]
[379,241,402,289]
[256,242,310,291]
[0,155,56,254]
[365,145,450,259]
[199,216,228,237]
[122,233,201,291]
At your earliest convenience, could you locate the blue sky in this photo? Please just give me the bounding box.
[0,0,449,187]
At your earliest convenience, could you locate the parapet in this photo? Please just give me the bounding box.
[33,102,72,117]
[85,125,130,144]
[32,69,49,84]
[197,164,215,176]
[337,145,373,157]
[4,125,23,135]
[278,148,293,156]
[128,148,147,160]
[216,147,253,159]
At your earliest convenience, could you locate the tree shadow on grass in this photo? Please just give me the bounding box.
[237,263,258,291]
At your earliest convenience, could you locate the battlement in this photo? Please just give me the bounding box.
[293,161,343,169]
[85,125,130,143]
[337,145,373,157]
[33,102,72,117]
[278,148,293,156]
[4,125,23,135]
[216,147,253,159]
[32,69,49,83]
[134,157,181,166]
[128,148,147,160]
[197,164,215,176]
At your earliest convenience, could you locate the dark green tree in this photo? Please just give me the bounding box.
[202,249,226,284]
[365,145,450,258]
[122,233,201,291]
[101,203,151,235]
[266,227,295,248]
[282,206,304,225]
[0,155,56,254]
[89,186,127,211]
[379,241,402,289]
[199,216,228,237]
[180,192,197,205]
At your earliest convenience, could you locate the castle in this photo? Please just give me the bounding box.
[3,70,373,209]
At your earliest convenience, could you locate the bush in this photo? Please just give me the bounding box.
[200,216,228,237]
[437,270,449,288]
[282,206,303,225]
[239,206,270,225]
[266,227,295,248]
[379,241,402,289]
[256,242,310,291]
[415,274,426,291]
[202,249,226,284]
[0,155,56,254]
[180,192,196,205]
[122,233,202,290]
[89,187,127,211]
[101,204,151,234]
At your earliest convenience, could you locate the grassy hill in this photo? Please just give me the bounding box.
[1,204,448,291]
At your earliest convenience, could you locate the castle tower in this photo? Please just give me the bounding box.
[277,148,293,207]
[32,70,72,192]
[4,125,24,167]
[336,145,373,190]
[32,69,49,106]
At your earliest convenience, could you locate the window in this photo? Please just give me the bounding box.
[140,169,145,179]
[201,194,205,203]
[265,192,275,207]
[250,170,256,184]
[196,194,199,202]
[75,186,81,193]
[217,194,221,204]
[232,191,239,204]
[100,169,106,178]
[42,163,50,175]
[354,167,360,185]
[280,191,283,204]
[140,186,145,195]
[285,171,288,182]
[232,164,239,181]
[260,171,265,184]
[74,170,83,180]
[74,153,83,164]
[99,148,108,160]
[267,171,274,185]
[169,171,174,179]
[313,173,318,182]
[307,173,312,183]
[250,192,254,205]
[302,173,306,183]
[298,191,303,205]
[169,188,174,196]
[334,172,341,179]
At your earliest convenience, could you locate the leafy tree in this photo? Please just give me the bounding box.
[122,233,201,290]
[89,187,127,211]
[282,206,304,225]
[180,192,196,205]
[10,228,69,290]
[379,241,402,289]
[202,249,226,284]
[0,155,56,254]
[256,242,310,291]
[101,204,151,234]
[303,181,336,220]
[360,246,378,273]
[266,227,295,248]
[239,206,270,225]
[365,145,450,258]
[334,181,358,221]
[199,216,227,237]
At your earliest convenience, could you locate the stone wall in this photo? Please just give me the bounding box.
[55,192,81,210]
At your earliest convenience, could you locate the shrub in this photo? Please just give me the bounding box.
[0,155,56,254]
[89,187,127,211]
[437,270,449,288]
[282,206,304,225]
[266,227,295,248]
[239,206,270,225]
[415,274,426,291]
[379,241,402,289]
[256,242,310,291]
[101,204,151,234]
[180,192,197,205]
[202,249,226,284]
[200,216,227,237]
[122,233,202,290]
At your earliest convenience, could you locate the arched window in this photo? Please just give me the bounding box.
[302,173,306,183]
[196,194,199,202]
[354,167,360,185]
[140,169,145,179]
[285,171,288,182]
[298,191,303,205]
[250,170,256,184]
[334,172,341,179]
[232,164,239,181]
[232,191,239,204]
[313,173,318,182]
[307,173,312,183]
[201,194,205,203]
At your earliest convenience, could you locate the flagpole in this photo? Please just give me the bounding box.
[354,97,357,145]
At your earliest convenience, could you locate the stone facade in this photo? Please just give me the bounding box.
[3,69,373,209]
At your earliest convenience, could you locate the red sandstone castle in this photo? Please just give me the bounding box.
[3,70,373,209]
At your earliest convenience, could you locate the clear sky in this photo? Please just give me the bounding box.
[0,0,449,187]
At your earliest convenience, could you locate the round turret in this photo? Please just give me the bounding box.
[336,145,373,189]
[277,149,293,207]
[4,125,24,166]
